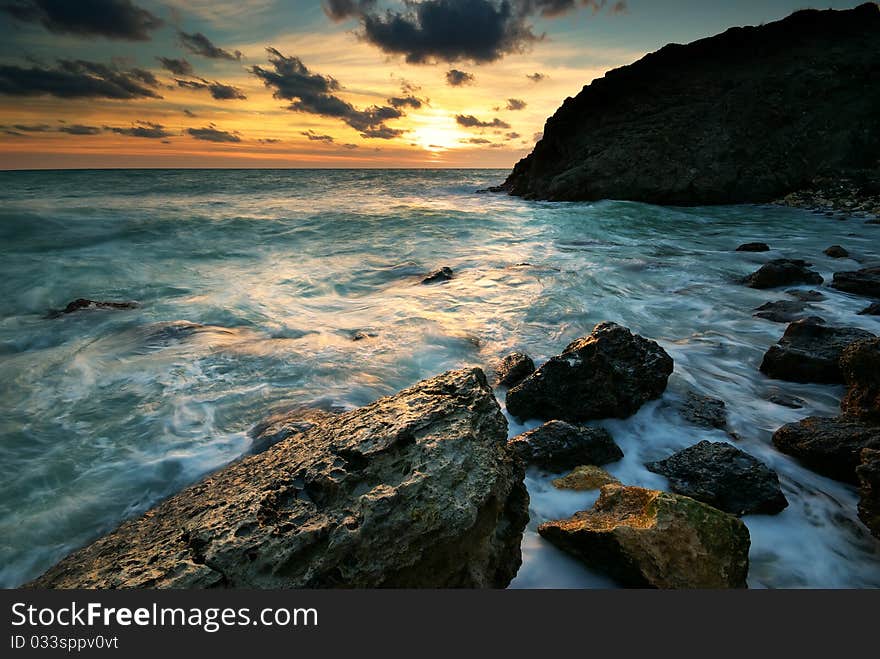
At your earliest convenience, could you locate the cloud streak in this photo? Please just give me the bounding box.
[187,125,241,142]
[0,59,162,99]
[456,114,511,129]
[178,31,242,61]
[1,0,163,41]
[175,78,247,100]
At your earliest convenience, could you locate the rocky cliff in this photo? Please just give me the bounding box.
[498,4,880,205]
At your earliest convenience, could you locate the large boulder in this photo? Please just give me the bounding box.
[831,266,880,298]
[742,260,823,289]
[491,352,536,388]
[552,465,620,491]
[28,368,529,588]
[772,416,880,483]
[506,322,673,422]
[753,300,818,323]
[646,441,788,516]
[759,320,875,383]
[538,485,750,588]
[840,338,880,422]
[857,448,880,539]
[675,391,728,429]
[507,420,622,471]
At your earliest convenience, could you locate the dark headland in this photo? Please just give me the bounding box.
[495,3,880,210]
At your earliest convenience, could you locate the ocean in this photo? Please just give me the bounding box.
[0,168,878,588]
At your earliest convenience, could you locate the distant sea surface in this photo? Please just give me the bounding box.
[1,168,878,588]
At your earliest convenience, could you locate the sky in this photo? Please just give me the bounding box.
[0,0,866,169]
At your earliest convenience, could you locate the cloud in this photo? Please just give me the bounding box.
[302,130,335,142]
[462,137,491,144]
[11,123,51,131]
[58,124,101,135]
[456,114,510,129]
[178,31,242,61]
[157,57,194,77]
[505,131,521,139]
[0,59,162,99]
[187,125,241,142]
[532,131,543,141]
[505,98,526,110]
[445,69,474,86]
[109,121,172,138]
[388,95,423,109]
[183,109,196,117]
[258,137,281,143]
[175,78,246,100]
[1,0,163,40]
[323,0,375,21]
[526,72,546,82]
[251,48,405,139]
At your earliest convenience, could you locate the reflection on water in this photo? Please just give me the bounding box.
[0,169,878,587]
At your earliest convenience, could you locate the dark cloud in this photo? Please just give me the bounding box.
[302,130,335,142]
[109,121,172,138]
[258,138,281,144]
[388,95,423,109]
[187,126,241,143]
[178,31,242,61]
[0,59,162,99]
[1,0,163,41]
[322,0,375,21]
[175,78,246,100]
[58,124,101,135]
[506,98,526,110]
[157,57,193,77]
[183,109,196,117]
[251,48,405,139]
[445,69,474,86]
[462,137,491,144]
[526,72,546,82]
[12,123,51,131]
[505,131,521,139]
[533,131,543,141]
[456,114,510,129]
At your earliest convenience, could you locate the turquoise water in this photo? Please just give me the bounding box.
[0,169,878,588]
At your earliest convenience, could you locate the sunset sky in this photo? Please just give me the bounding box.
[0,0,863,169]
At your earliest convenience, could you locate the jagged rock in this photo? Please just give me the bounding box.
[736,242,770,252]
[824,245,849,258]
[753,300,816,323]
[772,416,880,483]
[552,465,620,491]
[786,289,826,301]
[421,267,454,284]
[759,320,875,383]
[676,391,727,429]
[742,260,823,289]
[840,338,880,423]
[28,368,529,588]
[646,441,788,515]
[492,352,536,388]
[858,302,880,315]
[857,448,880,539]
[47,298,140,318]
[537,485,750,588]
[831,266,880,298]
[506,322,673,422]
[507,420,622,471]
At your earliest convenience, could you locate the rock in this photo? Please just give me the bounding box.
[753,300,815,323]
[767,392,805,409]
[857,448,880,539]
[858,302,880,315]
[249,407,340,455]
[28,368,529,588]
[491,352,536,388]
[840,338,880,423]
[824,245,849,258]
[552,465,620,491]
[645,441,788,515]
[47,298,140,318]
[772,416,880,483]
[742,260,823,289]
[506,322,673,422]
[537,485,750,588]
[421,267,454,285]
[736,242,770,252]
[759,320,875,383]
[508,420,622,471]
[496,5,880,204]
[786,289,826,301]
[351,330,378,341]
[831,266,880,299]
[676,391,727,429]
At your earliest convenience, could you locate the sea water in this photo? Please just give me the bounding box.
[0,168,878,588]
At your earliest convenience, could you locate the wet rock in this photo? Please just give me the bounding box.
[552,465,620,491]
[28,368,529,588]
[767,392,805,409]
[421,267,454,285]
[676,391,727,429]
[759,320,875,383]
[47,298,139,318]
[736,242,770,252]
[351,330,378,341]
[772,416,880,483]
[831,266,880,299]
[491,352,536,388]
[840,338,880,423]
[249,407,340,455]
[537,485,750,588]
[858,302,880,315]
[506,322,673,422]
[857,448,880,539]
[824,245,849,258]
[786,289,826,302]
[753,300,816,323]
[742,259,823,289]
[646,441,788,515]
[508,420,622,471]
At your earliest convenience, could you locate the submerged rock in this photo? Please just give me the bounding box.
[351,330,378,341]
[858,302,880,315]
[47,298,140,318]
[646,441,788,515]
[421,267,454,285]
[491,352,536,388]
[824,245,849,258]
[753,300,816,323]
[508,420,622,471]
[742,259,823,289]
[786,289,827,302]
[857,448,880,539]
[767,392,805,409]
[840,338,880,423]
[552,465,620,491]
[676,391,727,429]
[506,322,673,422]
[759,320,875,383]
[28,368,529,588]
[831,266,880,299]
[736,242,770,252]
[537,485,750,588]
[772,416,880,483]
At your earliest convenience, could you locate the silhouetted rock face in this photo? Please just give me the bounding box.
[28,368,529,588]
[857,448,880,539]
[498,4,880,204]
[840,338,880,423]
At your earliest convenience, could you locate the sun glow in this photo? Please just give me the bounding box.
[408,113,470,152]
